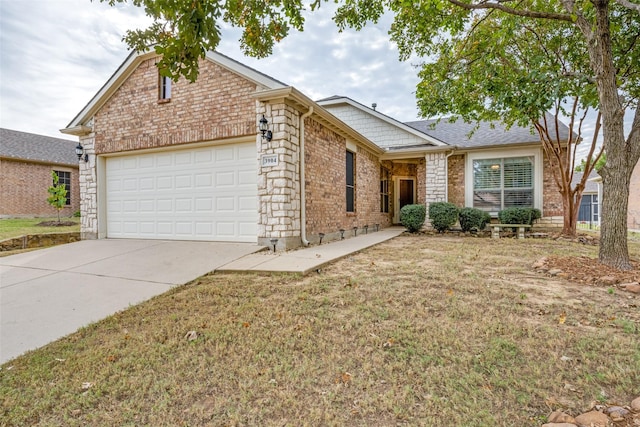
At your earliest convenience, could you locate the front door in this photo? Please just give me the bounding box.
[394,177,416,223]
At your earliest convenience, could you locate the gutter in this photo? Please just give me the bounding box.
[300,106,314,246]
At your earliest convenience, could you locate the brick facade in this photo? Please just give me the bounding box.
[0,159,79,217]
[94,57,257,155]
[447,154,465,207]
[629,161,640,231]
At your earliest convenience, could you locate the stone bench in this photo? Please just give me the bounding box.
[490,224,531,240]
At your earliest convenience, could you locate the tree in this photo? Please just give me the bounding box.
[335,1,640,270]
[103,0,640,270]
[47,171,68,224]
[380,10,605,237]
[576,152,607,172]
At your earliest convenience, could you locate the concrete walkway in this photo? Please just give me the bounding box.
[0,240,263,364]
[218,226,405,274]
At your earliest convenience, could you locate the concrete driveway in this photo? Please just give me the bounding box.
[0,239,263,364]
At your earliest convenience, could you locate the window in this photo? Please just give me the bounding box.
[159,74,172,101]
[380,166,389,213]
[53,170,71,206]
[346,150,355,212]
[473,156,533,213]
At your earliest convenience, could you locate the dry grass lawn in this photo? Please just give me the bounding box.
[1,234,639,426]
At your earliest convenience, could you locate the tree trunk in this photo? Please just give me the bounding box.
[576,1,638,270]
[599,163,633,269]
[561,190,581,237]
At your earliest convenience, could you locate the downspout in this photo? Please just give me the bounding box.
[300,106,314,246]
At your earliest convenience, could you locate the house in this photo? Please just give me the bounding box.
[571,170,601,228]
[628,160,640,231]
[62,50,569,249]
[318,97,565,227]
[0,128,80,218]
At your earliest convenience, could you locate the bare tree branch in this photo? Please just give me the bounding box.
[614,0,640,12]
[447,0,574,22]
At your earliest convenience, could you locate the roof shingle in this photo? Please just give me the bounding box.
[0,128,79,166]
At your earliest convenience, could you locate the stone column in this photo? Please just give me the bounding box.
[257,101,303,250]
[424,152,448,228]
[78,133,98,239]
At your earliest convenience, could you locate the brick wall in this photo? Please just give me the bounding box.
[0,159,80,217]
[94,57,257,154]
[629,161,640,230]
[447,154,465,206]
[541,156,564,217]
[304,118,390,242]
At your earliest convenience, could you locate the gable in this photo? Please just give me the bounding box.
[318,97,445,149]
[92,56,265,154]
[62,50,286,136]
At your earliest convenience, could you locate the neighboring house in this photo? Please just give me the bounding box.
[571,170,601,227]
[0,128,80,218]
[62,50,570,249]
[628,160,640,231]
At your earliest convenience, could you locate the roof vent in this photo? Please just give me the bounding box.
[372,103,377,111]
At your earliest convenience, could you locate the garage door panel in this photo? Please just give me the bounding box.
[107,142,257,242]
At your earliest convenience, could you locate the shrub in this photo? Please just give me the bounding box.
[73,210,81,218]
[458,207,491,232]
[498,207,542,226]
[428,202,459,233]
[400,204,426,233]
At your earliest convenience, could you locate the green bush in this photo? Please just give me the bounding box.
[400,204,426,233]
[497,207,541,226]
[428,202,459,233]
[458,207,491,232]
[73,210,81,218]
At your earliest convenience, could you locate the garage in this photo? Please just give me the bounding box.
[105,142,258,242]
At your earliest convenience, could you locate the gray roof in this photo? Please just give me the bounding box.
[0,128,79,166]
[404,114,572,148]
[571,170,600,193]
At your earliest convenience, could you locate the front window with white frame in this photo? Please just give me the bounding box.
[466,149,542,216]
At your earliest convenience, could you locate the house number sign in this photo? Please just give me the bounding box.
[261,154,278,167]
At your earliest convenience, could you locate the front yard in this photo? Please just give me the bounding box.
[1,234,638,426]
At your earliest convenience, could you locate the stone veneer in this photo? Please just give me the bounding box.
[77,133,98,239]
[424,152,448,227]
[256,102,303,250]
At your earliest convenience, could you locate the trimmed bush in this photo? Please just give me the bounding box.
[498,207,542,226]
[428,202,459,233]
[458,207,491,232]
[400,204,426,233]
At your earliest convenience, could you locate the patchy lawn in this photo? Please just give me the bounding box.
[1,234,638,426]
[0,217,80,240]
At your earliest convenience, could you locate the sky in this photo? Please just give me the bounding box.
[0,0,631,158]
[0,0,422,141]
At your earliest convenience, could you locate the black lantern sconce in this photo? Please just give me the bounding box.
[75,143,88,162]
[259,115,273,142]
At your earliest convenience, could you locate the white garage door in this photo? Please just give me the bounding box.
[106,142,257,242]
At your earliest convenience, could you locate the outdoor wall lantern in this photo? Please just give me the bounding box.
[75,143,88,162]
[259,115,273,141]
